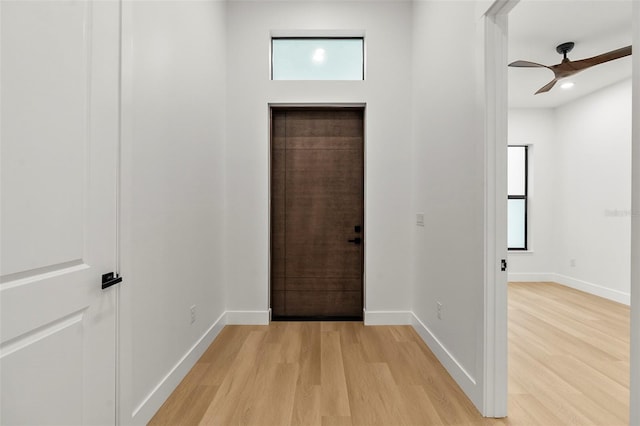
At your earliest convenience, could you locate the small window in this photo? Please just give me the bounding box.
[271,38,364,81]
[508,145,528,250]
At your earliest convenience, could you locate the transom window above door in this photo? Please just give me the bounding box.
[271,37,364,80]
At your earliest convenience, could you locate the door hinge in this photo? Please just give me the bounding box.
[102,272,122,290]
[500,259,507,272]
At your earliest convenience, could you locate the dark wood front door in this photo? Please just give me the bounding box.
[271,108,364,319]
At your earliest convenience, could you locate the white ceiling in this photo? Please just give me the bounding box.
[508,0,633,109]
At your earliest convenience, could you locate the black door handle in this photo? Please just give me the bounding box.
[102,272,122,290]
[347,237,361,245]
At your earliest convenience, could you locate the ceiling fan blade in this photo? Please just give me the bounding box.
[569,45,632,71]
[535,78,558,95]
[509,60,549,68]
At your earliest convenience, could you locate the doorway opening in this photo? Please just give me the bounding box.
[484,0,636,420]
[506,0,633,420]
[270,107,365,321]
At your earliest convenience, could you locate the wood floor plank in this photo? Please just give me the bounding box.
[340,342,400,425]
[240,358,299,426]
[543,355,628,424]
[298,322,321,386]
[394,384,444,425]
[507,394,566,426]
[148,363,216,425]
[320,330,351,417]
[150,282,629,426]
[399,340,482,424]
[321,416,353,426]
[163,385,219,426]
[198,330,268,425]
[198,326,261,387]
[291,384,321,426]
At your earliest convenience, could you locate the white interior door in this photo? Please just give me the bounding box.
[1,1,121,424]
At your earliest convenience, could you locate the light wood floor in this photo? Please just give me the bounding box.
[149,282,629,425]
[507,282,629,425]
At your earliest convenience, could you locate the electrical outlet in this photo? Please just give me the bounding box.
[416,213,425,227]
[190,305,196,324]
[570,259,576,268]
[436,301,443,320]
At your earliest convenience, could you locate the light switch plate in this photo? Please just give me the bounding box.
[416,213,424,227]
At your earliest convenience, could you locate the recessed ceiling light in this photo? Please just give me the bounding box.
[560,81,575,90]
[312,48,326,64]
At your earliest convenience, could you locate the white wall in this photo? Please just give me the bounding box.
[119,1,227,424]
[411,0,486,409]
[507,109,557,278]
[224,1,414,320]
[554,79,632,303]
[508,80,632,304]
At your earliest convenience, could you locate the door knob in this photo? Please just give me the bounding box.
[347,237,361,245]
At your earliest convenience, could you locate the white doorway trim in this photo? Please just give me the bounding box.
[630,2,640,424]
[482,0,519,417]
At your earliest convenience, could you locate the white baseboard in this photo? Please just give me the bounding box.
[507,272,554,282]
[507,273,630,305]
[363,310,413,325]
[409,312,480,408]
[225,310,270,325]
[552,273,630,305]
[131,311,227,424]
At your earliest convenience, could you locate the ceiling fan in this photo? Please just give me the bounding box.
[509,42,632,95]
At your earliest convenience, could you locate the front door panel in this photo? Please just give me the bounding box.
[271,109,364,319]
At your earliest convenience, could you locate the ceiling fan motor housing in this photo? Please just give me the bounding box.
[556,41,575,57]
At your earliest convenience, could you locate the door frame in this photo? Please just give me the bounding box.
[482,0,640,420]
[481,0,517,417]
[632,3,640,422]
[267,103,367,321]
